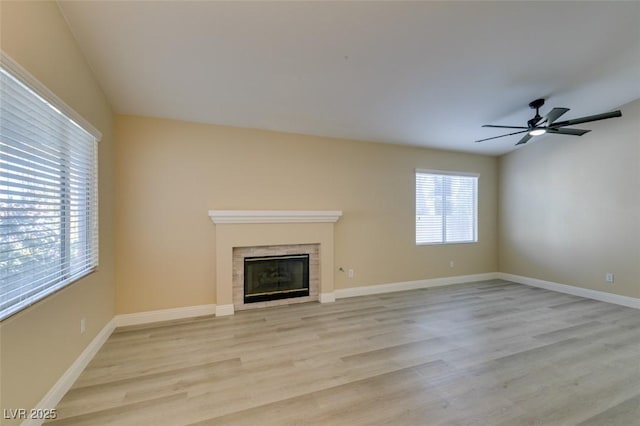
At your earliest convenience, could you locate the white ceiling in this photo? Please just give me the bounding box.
[58,1,640,156]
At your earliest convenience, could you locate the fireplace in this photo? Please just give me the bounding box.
[209,210,342,316]
[244,254,310,303]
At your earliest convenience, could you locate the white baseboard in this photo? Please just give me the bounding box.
[335,273,500,299]
[319,292,336,303]
[215,304,234,316]
[24,318,116,426]
[499,273,640,309]
[114,304,216,327]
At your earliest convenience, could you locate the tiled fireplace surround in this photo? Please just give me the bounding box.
[233,244,319,311]
[208,211,342,316]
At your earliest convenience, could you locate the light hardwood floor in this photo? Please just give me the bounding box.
[50,280,640,425]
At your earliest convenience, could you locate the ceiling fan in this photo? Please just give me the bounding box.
[475,98,622,146]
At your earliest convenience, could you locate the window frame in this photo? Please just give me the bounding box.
[415,168,479,246]
[0,52,101,321]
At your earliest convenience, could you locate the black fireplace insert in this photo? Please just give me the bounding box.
[243,254,310,303]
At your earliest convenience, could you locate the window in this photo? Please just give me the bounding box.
[416,170,478,245]
[0,55,100,320]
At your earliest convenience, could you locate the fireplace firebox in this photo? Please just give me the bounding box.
[244,254,310,303]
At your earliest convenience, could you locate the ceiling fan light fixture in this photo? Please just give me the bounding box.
[529,128,547,136]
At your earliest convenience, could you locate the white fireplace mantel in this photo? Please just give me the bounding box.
[208,210,342,224]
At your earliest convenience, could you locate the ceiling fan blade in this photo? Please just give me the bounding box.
[475,130,528,143]
[515,133,533,146]
[545,107,570,124]
[550,110,622,128]
[546,128,591,136]
[482,124,529,129]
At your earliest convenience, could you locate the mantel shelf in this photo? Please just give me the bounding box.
[208,210,343,224]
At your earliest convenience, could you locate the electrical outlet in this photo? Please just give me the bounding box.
[80,318,86,334]
[449,260,455,268]
[605,273,614,283]
[348,268,354,279]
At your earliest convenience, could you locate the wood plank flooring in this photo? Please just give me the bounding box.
[49,280,640,425]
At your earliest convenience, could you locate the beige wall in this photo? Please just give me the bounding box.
[115,116,498,314]
[499,98,640,298]
[0,1,115,421]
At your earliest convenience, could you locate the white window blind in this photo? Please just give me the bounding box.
[0,61,99,320]
[416,170,478,245]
